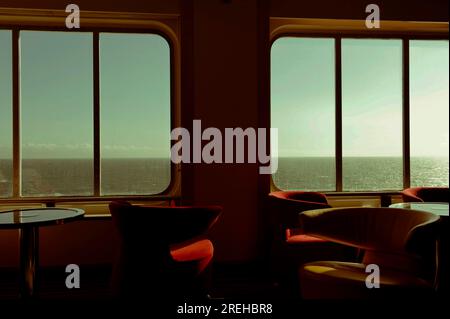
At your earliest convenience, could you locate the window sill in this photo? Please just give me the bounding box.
[0,195,180,215]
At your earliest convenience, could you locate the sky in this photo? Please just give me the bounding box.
[0,30,170,159]
[271,37,449,158]
[410,40,449,157]
[0,30,12,160]
[0,31,449,159]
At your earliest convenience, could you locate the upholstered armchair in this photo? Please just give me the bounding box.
[299,207,440,299]
[109,201,222,299]
[402,187,449,203]
[267,191,355,294]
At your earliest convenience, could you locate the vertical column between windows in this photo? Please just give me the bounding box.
[12,30,20,198]
[93,32,100,196]
[335,37,343,192]
[402,38,411,189]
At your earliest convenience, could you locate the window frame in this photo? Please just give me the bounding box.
[0,8,181,205]
[270,18,449,195]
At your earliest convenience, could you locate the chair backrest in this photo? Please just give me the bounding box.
[402,187,449,203]
[299,207,439,252]
[109,201,222,246]
[268,191,331,230]
[299,207,440,279]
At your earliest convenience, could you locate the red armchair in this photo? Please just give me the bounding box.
[109,201,221,299]
[299,207,440,298]
[267,191,355,294]
[402,187,449,203]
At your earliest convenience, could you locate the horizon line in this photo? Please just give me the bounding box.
[0,155,449,160]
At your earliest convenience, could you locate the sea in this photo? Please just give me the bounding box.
[274,157,449,191]
[0,158,171,197]
[0,157,448,197]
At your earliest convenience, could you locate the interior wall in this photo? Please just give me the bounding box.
[188,0,262,262]
[270,0,449,21]
[0,0,180,14]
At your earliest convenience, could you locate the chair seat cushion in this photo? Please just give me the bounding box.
[170,239,214,274]
[300,261,433,299]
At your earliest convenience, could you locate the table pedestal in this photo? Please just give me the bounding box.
[1,208,84,299]
[437,217,449,295]
[19,226,38,299]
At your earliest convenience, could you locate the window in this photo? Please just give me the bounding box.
[0,29,171,199]
[342,39,403,191]
[21,31,93,197]
[0,30,12,198]
[100,33,171,195]
[271,35,449,192]
[410,40,449,187]
[271,37,335,191]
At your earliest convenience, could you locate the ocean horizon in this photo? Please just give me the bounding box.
[0,156,448,197]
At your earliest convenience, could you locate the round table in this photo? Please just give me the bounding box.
[0,208,84,299]
[389,202,449,217]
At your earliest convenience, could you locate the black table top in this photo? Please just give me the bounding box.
[0,208,84,229]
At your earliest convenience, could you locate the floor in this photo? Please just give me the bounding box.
[2,264,446,316]
[0,262,281,301]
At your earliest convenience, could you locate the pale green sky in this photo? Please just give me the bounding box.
[271,37,449,158]
[271,37,335,157]
[0,30,12,160]
[0,30,170,159]
[410,40,449,157]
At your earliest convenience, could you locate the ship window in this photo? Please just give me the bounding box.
[21,31,94,197]
[271,36,449,192]
[342,39,403,191]
[271,37,335,191]
[410,40,449,187]
[100,33,171,195]
[0,30,172,199]
[0,30,12,198]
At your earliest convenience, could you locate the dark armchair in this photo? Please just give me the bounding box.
[402,187,449,203]
[109,201,222,299]
[267,191,354,294]
[299,207,440,299]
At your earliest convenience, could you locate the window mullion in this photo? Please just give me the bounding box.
[12,29,21,198]
[93,32,100,196]
[335,37,343,192]
[402,38,411,189]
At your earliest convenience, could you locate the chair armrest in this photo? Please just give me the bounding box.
[401,189,424,203]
